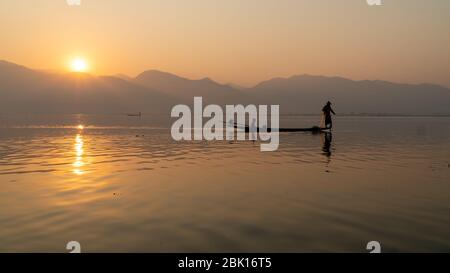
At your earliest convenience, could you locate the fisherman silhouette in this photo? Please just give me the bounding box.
[322,101,336,129]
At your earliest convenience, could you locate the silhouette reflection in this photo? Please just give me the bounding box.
[320,132,333,172]
[322,132,333,157]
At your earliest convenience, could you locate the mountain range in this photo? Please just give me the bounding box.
[1,60,450,115]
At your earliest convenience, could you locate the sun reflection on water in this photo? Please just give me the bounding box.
[73,133,85,175]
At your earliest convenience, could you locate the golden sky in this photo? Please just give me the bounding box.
[0,0,449,87]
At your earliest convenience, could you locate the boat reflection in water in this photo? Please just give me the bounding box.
[322,132,333,158]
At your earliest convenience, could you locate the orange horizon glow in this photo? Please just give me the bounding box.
[1,1,450,87]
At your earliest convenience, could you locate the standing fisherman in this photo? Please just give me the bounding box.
[322,101,336,129]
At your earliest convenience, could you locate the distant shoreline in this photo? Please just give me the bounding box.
[280,113,450,117]
[1,113,450,118]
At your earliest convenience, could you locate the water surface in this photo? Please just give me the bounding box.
[0,115,449,252]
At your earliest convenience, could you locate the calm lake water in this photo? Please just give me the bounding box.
[0,114,449,252]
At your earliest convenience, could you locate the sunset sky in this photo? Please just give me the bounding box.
[1,0,449,87]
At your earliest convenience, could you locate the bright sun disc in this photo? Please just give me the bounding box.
[71,58,88,72]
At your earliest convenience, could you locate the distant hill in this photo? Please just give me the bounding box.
[115,73,134,82]
[1,60,450,115]
[0,61,175,114]
[248,75,450,115]
[134,70,248,105]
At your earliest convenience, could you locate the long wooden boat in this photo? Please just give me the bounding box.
[233,124,329,133]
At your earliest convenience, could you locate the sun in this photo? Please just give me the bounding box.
[70,58,89,72]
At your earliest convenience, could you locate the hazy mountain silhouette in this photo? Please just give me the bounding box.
[249,74,450,114]
[134,70,248,105]
[1,60,450,115]
[0,60,175,114]
[115,73,134,82]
